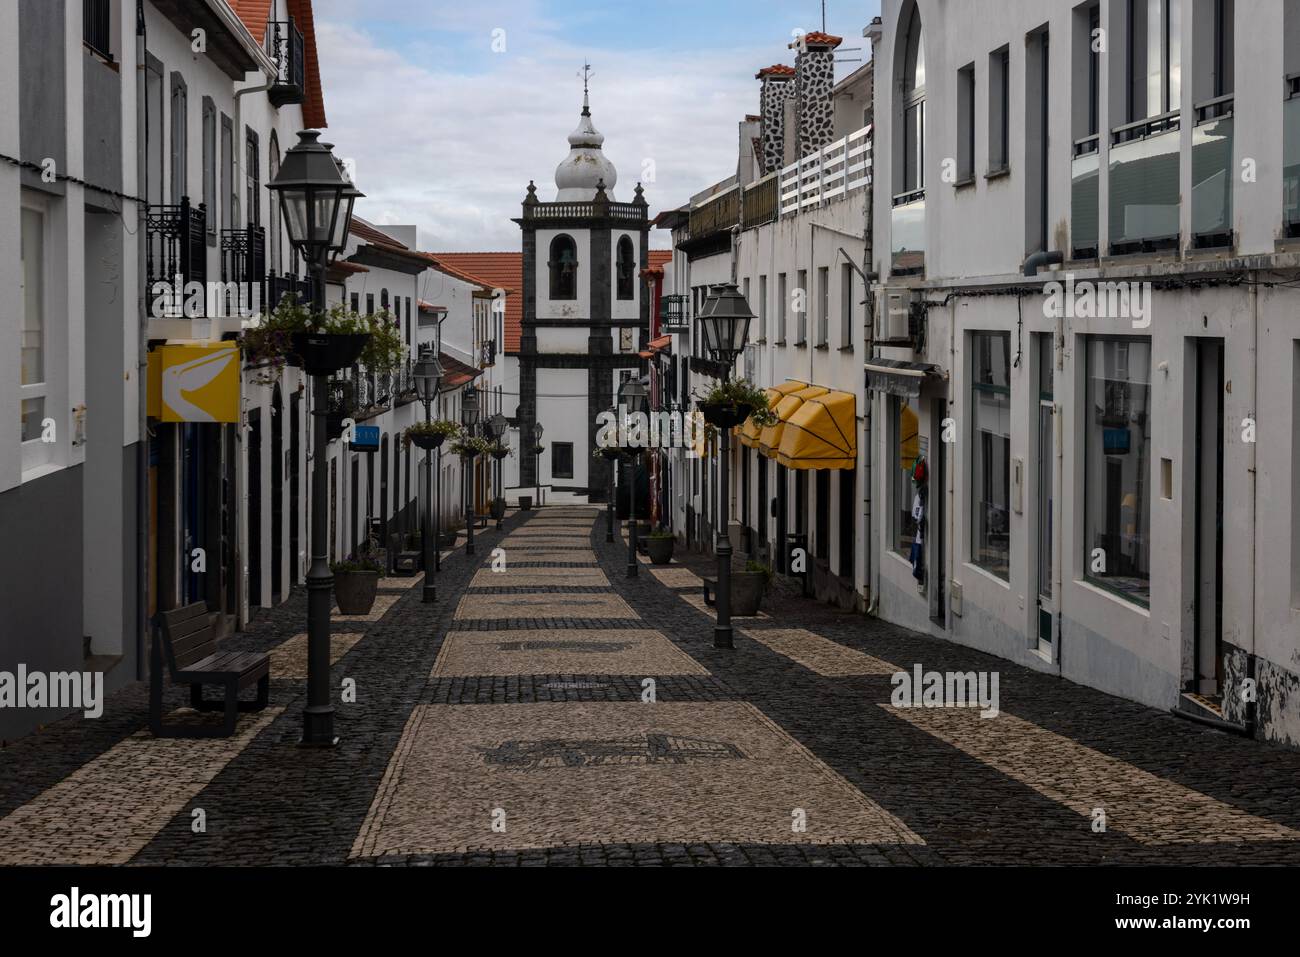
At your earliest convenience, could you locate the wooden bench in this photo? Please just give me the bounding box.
[150,603,270,738]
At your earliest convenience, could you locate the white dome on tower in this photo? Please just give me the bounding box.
[554,91,618,201]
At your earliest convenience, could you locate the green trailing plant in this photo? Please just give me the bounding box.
[404,420,461,447]
[700,378,778,428]
[744,560,773,584]
[649,529,674,540]
[331,553,382,574]
[450,435,494,458]
[487,442,513,458]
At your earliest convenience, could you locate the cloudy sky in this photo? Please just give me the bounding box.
[313,0,881,252]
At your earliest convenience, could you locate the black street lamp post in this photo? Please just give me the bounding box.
[462,388,480,556]
[533,421,544,509]
[414,351,444,603]
[487,412,509,530]
[619,377,648,579]
[268,130,362,747]
[698,281,755,651]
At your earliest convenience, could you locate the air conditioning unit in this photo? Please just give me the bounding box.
[876,287,912,342]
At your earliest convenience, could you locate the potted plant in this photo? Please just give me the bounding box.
[532,444,546,456]
[332,552,382,615]
[490,498,507,521]
[647,529,675,565]
[731,561,771,616]
[697,379,779,430]
[406,420,460,451]
[450,435,494,459]
[243,299,404,377]
[593,446,624,462]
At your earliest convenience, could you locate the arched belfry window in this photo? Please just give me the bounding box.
[616,236,636,300]
[549,235,578,300]
[898,3,926,196]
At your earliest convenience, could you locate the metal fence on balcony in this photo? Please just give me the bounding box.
[479,340,497,367]
[659,294,690,333]
[146,199,207,292]
[267,270,313,312]
[688,187,739,240]
[266,19,305,103]
[1192,96,1234,249]
[1286,76,1300,238]
[1109,112,1182,254]
[83,0,111,59]
[743,175,779,229]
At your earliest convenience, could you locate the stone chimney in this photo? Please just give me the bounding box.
[755,65,796,175]
[790,31,843,158]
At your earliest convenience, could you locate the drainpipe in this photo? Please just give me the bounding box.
[1054,295,1065,676]
[135,0,148,679]
[1246,275,1259,737]
[1023,250,1064,277]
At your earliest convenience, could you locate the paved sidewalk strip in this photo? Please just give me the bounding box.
[0,709,282,865]
[454,592,639,621]
[469,567,610,588]
[883,706,1300,845]
[741,628,900,676]
[269,633,366,679]
[431,628,711,677]
[649,566,704,588]
[350,702,923,858]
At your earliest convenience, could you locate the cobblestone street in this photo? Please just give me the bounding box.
[2,505,1299,867]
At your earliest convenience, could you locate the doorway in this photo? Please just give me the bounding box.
[271,385,283,605]
[1192,339,1225,698]
[247,410,262,608]
[930,397,948,625]
[1034,334,1055,654]
[290,391,301,587]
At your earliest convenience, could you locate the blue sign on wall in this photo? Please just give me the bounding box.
[353,425,380,453]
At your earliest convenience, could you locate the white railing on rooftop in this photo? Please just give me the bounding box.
[779,125,872,216]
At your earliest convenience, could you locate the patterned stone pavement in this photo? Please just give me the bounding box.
[1,503,1300,866]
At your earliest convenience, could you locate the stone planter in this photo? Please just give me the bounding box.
[289,332,371,376]
[730,571,767,616]
[519,495,533,510]
[647,536,675,565]
[490,498,507,521]
[334,570,379,615]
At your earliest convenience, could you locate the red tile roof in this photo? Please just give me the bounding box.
[428,253,524,354]
[792,31,844,49]
[349,218,406,248]
[756,64,796,79]
[648,250,672,269]
[439,352,483,390]
[229,0,327,128]
[421,254,503,294]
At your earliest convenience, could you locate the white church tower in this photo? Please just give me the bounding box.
[514,70,650,500]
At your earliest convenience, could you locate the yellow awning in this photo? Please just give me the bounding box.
[740,380,806,448]
[777,388,857,470]
[759,385,827,459]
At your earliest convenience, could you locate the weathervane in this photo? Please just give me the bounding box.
[579,60,594,114]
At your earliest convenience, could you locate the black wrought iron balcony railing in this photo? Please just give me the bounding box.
[218,226,266,316]
[266,19,306,107]
[83,0,111,60]
[659,294,690,333]
[479,340,497,368]
[147,198,207,292]
[266,270,313,312]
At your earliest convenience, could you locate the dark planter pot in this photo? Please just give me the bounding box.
[289,332,371,376]
[519,495,533,510]
[490,498,507,520]
[410,432,446,451]
[491,450,510,461]
[700,401,754,429]
[532,445,546,455]
[647,536,675,565]
[731,571,767,616]
[333,570,380,615]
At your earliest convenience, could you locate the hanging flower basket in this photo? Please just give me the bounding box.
[599,447,624,462]
[290,332,371,376]
[489,443,512,461]
[532,444,546,456]
[451,436,494,459]
[699,400,753,429]
[406,420,460,451]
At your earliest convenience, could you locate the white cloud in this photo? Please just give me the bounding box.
[314,17,771,251]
